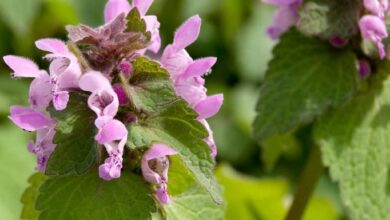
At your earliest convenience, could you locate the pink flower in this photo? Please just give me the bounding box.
[200,120,217,157]
[359,15,388,59]
[358,59,372,79]
[141,144,177,204]
[160,15,223,157]
[266,4,300,40]
[95,116,128,181]
[104,0,161,53]
[364,0,389,18]
[9,106,54,132]
[3,55,52,108]
[79,71,119,118]
[27,126,56,172]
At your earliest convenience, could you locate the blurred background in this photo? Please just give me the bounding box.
[0,0,345,219]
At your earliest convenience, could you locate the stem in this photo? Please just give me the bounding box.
[67,41,91,71]
[119,73,138,112]
[285,146,324,220]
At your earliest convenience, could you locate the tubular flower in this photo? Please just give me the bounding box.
[359,15,388,59]
[364,0,389,18]
[161,16,223,156]
[141,144,177,204]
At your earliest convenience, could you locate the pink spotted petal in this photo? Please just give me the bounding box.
[104,0,131,23]
[194,94,224,120]
[53,91,70,111]
[79,71,112,92]
[99,157,122,180]
[156,184,170,204]
[133,0,153,15]
[95,118,127,144]
[9,106,54,131]
[173,15,201,51]
[50,57,82,90]
[3,55,45,78]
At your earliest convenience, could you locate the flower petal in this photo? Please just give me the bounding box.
[9,106,54,131]
[35,38,68,55]
[104,0,131,23]
[173,15,201,51]
[179,57,217,81]
[133,0,153,15]
[79,71,112,92]
[95,118,127,144]
[53,91,70,111]
[3,55,44,78]
[194,94,224,120]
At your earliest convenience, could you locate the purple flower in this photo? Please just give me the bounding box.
[265,4,300,40]
[359,15,388,59]
[358,59,372,79]
[3,55,52,108]
[200,120,217,157]
[9,106,54,132]
[95,116,128,181]
[364,0,389,18]
[27,126,56,172]
[104,0,161,53]
[79,71,119,118]
[35,39,82,110]
[141,144,177,204]
[160,16,223,156]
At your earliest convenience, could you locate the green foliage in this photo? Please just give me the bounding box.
[127,57,222,204]
[261,131,300,172]
[46,93,97,176]
[36,170,156,220]
[0,0,40,34]
[21,173,46,220]
[253,29,358,140]
[298,0,361,38]
[314,62,390,220]
[129,57,176,113]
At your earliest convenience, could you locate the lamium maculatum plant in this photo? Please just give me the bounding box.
[4,0,224,219]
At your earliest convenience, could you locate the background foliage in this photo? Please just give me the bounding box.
[0,0,346,219]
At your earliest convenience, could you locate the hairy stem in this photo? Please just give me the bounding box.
[119,73,138,113]
[285,146,324,220]
[67,41,91,71]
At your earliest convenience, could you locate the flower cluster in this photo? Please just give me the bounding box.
[359,0,389,59]
[4,0,222,204]
[262,0,390,60]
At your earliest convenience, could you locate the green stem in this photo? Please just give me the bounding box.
[67,41,91,71]
[119,73,138,113]
[285,146,324,220]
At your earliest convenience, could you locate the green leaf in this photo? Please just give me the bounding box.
[261,131,300,172]
[36,170,157,220]
[127,99,223,204]
[298,0,361,38]
[0,0,40,34]
[46,93,97,176]
[314,62,390,220]
[162,185,225,220]
[128,57,177,113]
[253,29,358,140]
[21,173,46,220]
[126,57,222,204]
[126,8,151,42]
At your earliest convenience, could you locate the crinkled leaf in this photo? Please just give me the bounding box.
[46,93,97,176]
[127,98,223,204]
[126,8,147,34]
[298,0,361,38]
[314,62,390,220]
[21,173,46,220]
[128,57,177,113]
[36,170,156,220]
[253,29,358,140]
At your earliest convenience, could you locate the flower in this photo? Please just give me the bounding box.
[263,0,302,40]
[359,15,388,59]
[9,106,54,132]
[364,0,389,18]
[160,15,223,156]
[141,144,177,204]
[104,0,160,53]
[3,56,52,108]
[27,126,56,172]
